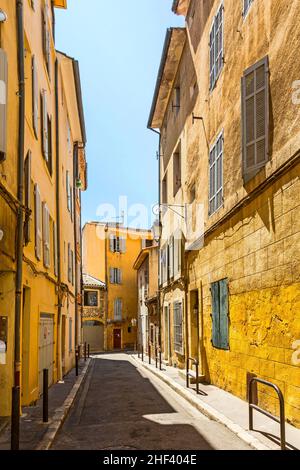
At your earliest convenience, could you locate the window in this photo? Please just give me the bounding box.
[42,6,51,77]
[32,56,38,138]
[109,235,125,253]
[24,151,32,245]
[110,268,122,284]
[209,3,224,91]
[243,0,254,18]
[42,202,50,268]
[53,221,58,276]
[34,184,42,260]
[168,236,174,280]
[69,318,73,352]
[211,279,229,350]
[66,171,72,213]
[173,150,181,196]
[114,298,122,321]
[173,86,180,114]
[174,229,182,278]
[68,243,72,282]
[242,56,269,181]
[209,132,223,215]
[84,290,98,307]
[174,301,183,354]
[160,244,168,285]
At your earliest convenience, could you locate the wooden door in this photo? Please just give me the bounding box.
[113,329,121,349]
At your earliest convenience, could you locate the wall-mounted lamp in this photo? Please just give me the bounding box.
[0,229,4,242]
[0,10,8,23]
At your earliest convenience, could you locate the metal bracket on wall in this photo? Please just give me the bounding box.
[192,113,203,125]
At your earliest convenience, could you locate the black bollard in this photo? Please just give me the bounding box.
[88,344,90,358]
[75,349,79,377]
[84,342,87,362]
[148,344,151,364]
[43,369,49,423]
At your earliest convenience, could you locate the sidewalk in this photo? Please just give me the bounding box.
[0,358,90,450]
[131,353,300,451]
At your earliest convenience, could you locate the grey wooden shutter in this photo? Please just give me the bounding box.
[242,56,269,181]
[66,171,71,211]
[42,202,50,268]
[34,184,42,260]
[0,49,8,161]
[219,279,229,350]
[32,56,38,138]
[24,151,32,245]
[41,91,48,161]
[109,267,114,283]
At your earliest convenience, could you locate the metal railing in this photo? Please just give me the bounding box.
[248,377,286,450]
[186,357,199,395]
[138,344,144,362]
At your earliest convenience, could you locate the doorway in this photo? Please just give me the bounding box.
[164,305,171,362]
[39,314,54,395]
[113,329,121,349]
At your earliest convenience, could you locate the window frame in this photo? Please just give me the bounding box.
[209,2,224,92]
[209,130,224,216]
[84,290,99,307]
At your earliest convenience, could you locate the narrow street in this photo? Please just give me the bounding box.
[51,353,251,451]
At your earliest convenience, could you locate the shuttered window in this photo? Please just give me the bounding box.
[242,56,269,181]
[109,235,126,253]
[243,0,254,18]
[168,236,174,280]
[160,244,168,285]
[42,202,50,268]
[66,171,71,212]
[174,301,183,354]
[41,90,48,161]
[114,298,122,321]
[110,268,122,284]
[209,3,224,91]
[42,7,51,77]
[53,221,58,276]
[34,184,42,260]
[209,131,223,215]
[173,151,181,196]
[24,151,32,245]
[173,229,182,278]
[211,279,229,350]
[32,56,38,138]
[68,243,72,282]
[0,48,8,162]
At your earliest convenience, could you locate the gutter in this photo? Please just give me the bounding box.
[12,0,25,451]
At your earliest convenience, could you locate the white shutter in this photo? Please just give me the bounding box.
[118,269,122,284]
[66,171,71,211]
[24,151,32,245]
[53,222,58,276]
[32,56,38,138]
[121,237,126,253]
[169,236,174,279]
[34,184,42,260]
[119,299,123,319]
[41,91,48,161]
[109,268,114,284]
[42,202,50,268]
[0,49,8,161]
[109,235,115,252]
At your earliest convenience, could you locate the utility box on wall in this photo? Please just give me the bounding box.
[0,316,8,365]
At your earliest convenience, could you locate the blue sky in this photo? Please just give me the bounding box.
[55,1,183,227]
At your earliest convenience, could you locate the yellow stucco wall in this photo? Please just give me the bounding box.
[154,0,300,428]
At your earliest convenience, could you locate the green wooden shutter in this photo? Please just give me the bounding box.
[211,282,220,348]
[219,279,229,350]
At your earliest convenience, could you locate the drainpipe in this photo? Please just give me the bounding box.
[11,0,25,451]
[73,143,79,350]
[55,59,62,380]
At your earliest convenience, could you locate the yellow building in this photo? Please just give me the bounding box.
[133,239,159,360]
[0,0,87,419]
[149,0,300,428]
[83,223,152,351]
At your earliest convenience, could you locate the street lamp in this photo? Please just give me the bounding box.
[0,10,7,23]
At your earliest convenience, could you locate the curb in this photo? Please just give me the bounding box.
[130,355,271,451]
[36,358,92,450]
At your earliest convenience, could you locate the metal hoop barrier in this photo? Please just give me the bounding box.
[248,377,286,450]
[186,357,199,395]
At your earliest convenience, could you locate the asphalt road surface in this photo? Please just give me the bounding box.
[51,353,252,450]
